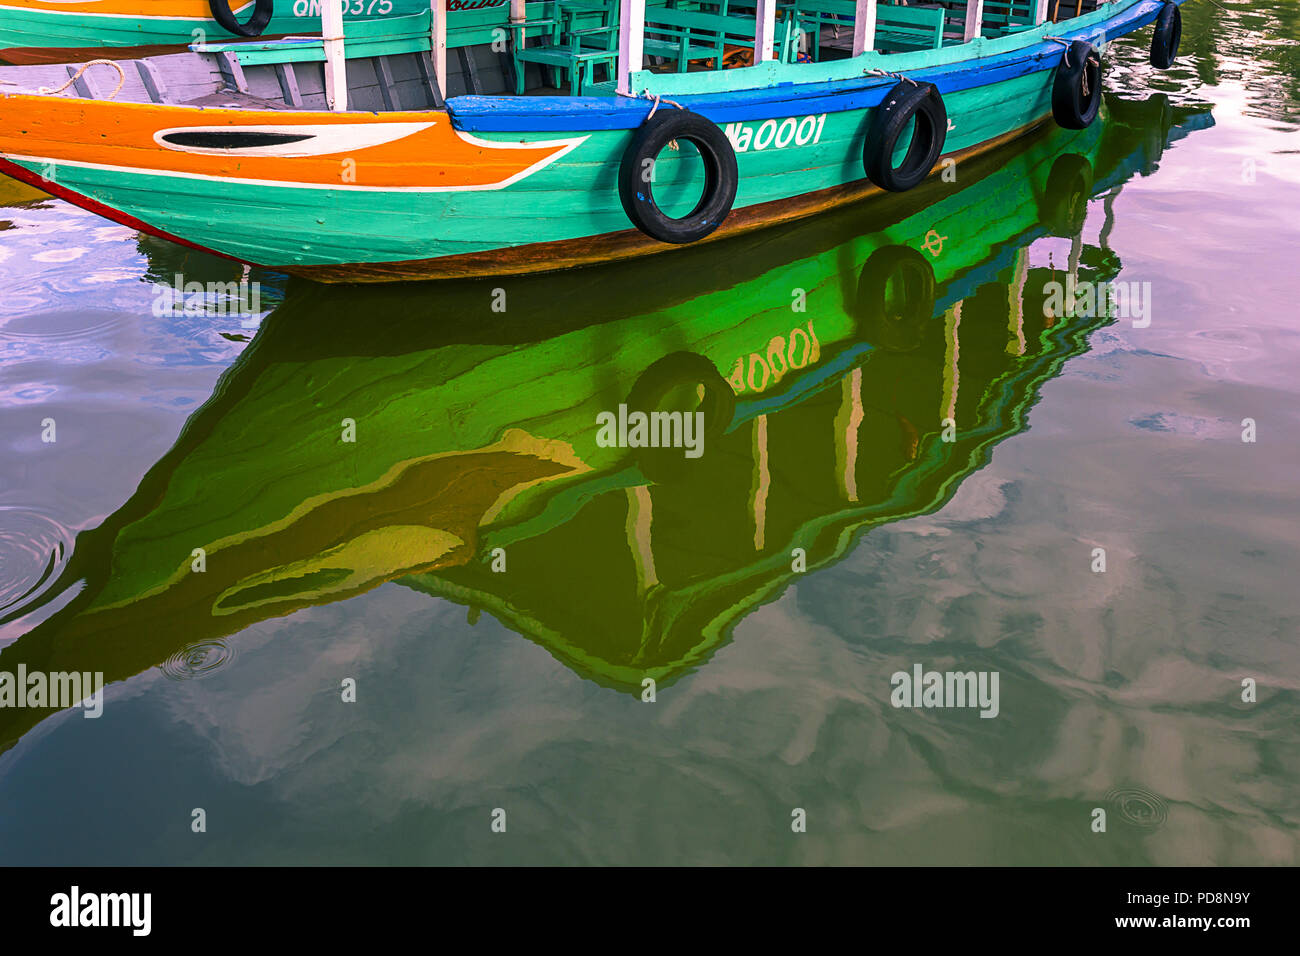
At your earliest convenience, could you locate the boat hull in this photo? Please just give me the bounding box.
[0,0,430,62]
[0,0,1181,282]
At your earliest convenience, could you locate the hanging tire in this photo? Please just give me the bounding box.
[618,109,738,244]
[863,81,947,192]
[855,245,936,351]
[1150,2,1182,69]
[1052,40,1103,130]
[209,0,275,38]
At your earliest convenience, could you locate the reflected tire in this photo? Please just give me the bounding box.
[625,351,735,482]
[1039,152,1095,237]
[855,245,936,352]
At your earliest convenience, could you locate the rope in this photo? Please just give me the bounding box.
[1044,36,1099,69]
[1043,35,1074,63]
[37,59,126,99]
[640,89,684,120]
[866,68,918,86]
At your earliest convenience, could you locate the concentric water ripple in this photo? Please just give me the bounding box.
[159,640,235,681]
[1107,787,1170,830]
[0,506,73,619]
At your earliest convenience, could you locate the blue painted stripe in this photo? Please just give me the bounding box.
[450,0,1177,132]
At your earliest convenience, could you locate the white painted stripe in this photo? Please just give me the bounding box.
[153,121,438,157]
[4,133,590,193]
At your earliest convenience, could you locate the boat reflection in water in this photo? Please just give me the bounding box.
[0,93,1212,752]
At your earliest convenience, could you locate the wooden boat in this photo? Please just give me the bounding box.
[0,95,1213,750]
[0,1,432,64]
[0,0,1187,281]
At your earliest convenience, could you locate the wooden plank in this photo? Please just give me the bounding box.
[458,45,482,95]
[499,48,518,93]
[375,56,400,110]
[963,0,985,41]
[136,60,172,104]
[65,64,95,99]
[429,0,448,100]
[322,0,348,111]
[853,0,877,54]
[275,62,304,107]
[753,0,777,63]
[216,52,249,93]
[417,51,447,108]
[617,0,646,95]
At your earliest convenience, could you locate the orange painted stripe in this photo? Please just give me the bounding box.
[0,1,229,17]
[0,96,578,190]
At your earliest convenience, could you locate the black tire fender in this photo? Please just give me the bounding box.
[863,80,948,192]
[209,0,275,38]
[1052,39,1103,130]
[618,109,739,244]
[1150,2,1182,70]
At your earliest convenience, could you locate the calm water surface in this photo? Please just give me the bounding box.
[0,3,1297,865]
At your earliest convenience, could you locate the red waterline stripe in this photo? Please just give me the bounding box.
[0,156,246,266]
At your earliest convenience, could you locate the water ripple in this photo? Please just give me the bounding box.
[159,640,235,681]
[0,506,73,619]
[1107,787,1170,830]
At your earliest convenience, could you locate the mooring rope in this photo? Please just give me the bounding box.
[640,90,685,120]
[1044,35,1100,70]
[1043,34,1074,62]
[37,59,126,100]
[866,68,918,86]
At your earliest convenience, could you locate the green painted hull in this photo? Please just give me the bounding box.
[0,0,1173,276]
[0,2,431,56]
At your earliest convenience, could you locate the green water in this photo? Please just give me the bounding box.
[1,2,1298,865]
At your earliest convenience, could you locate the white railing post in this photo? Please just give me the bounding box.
[963,0,985,42]
[853,0,877,54]
[429,0,447,100]
[617,0,645,95]
[322,0,348,111]
[1034,0,1050,24]
[754,0,777,63]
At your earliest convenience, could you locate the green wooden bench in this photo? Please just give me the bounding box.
[981,0,1037,37]
[509,1,623,95]
[192,11,433,65]
[789,0,945,60]
[509,0,689,94]
[643,5,801,72]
